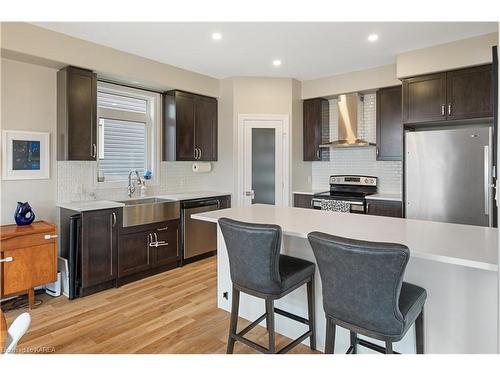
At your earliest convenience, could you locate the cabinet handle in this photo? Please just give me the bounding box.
[155,241,169,247]
[199,148,202,159]
[376,147,379,157]
[157,226,168,231]
[147,235,151,264]
[194,148,197,159]
[0,256,13,263]
[44,234,58,240]
[92,144,97,158]
[111,212,116,227]
[316,149,320,160]
[441,104,445,116]
[448,103,452,116]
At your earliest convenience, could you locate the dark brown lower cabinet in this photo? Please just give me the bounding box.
[294,194,314,209]
[80,208,121,296]
[366,199,403,218]
[118,219,180,283]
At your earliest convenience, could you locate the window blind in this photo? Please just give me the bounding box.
[97,91,148,113]
[99,118,146,178]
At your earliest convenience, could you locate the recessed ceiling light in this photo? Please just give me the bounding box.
[272,59,282,67]
[367,34,379,42]
[212,32,222,41]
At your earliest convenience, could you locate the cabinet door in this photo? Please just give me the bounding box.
[303,99,326,161]
[1,243,57,296]
[402,73,446,124]
[293,194,313,209]
[176,92,196,160]
[67,67,97,160]
[366,200,402,218]
[195,96,218,161]
[153,222,179,267]
[377,86,402,161]
[118,230,151,277]
[81,209,119,288]
[447,65,493,120]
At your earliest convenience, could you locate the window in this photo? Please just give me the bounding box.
[96,82,160,185]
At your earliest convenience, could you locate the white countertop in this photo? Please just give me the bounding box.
[192,204,499,271]
[156,191,232,201]
[292,189,324,195]
[57,200,126,212]
[366,193,403,201]
[57,191,231,212]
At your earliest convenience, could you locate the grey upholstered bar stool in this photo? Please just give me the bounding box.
[307,232,426,354]
[219,218,316,354]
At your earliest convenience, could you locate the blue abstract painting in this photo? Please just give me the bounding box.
[12,140,41,170]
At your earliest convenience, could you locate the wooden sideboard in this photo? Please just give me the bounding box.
[0,221,58,309]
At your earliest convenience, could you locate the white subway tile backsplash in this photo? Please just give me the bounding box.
[57,161,212,203]
[313,93,402,194]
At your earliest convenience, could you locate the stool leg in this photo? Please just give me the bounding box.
[265,298,275,353]
[415,309,424,354]
[324,316,336,354]
[350,331,357,354]
[385,341,393,354]
[226,287,240,354]
[306,277,316,351]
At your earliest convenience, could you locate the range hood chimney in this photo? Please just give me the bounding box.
[320,93,375,148]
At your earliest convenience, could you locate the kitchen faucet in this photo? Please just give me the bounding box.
[127,170,143,198]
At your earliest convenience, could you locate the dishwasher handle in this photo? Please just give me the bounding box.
[182,198,222,209]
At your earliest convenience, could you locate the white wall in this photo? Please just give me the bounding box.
[397,32,498,78]
[301,64,400,99]
[1,58,57,224]
[1,22,219,97]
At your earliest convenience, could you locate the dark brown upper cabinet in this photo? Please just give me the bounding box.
[446,65,493,120]
[57,66,97,161]
[163,90,218,161]
[376,85,403,161]
[402,73,446,124]
[402,64,493,124]
[303,98,329,161]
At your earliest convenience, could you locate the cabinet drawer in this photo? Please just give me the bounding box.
[0,231,57,251]
[1,243,57,296]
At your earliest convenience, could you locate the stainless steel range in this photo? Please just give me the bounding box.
[312,175,377,214]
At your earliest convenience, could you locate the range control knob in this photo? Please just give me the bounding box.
[364,178,369,183]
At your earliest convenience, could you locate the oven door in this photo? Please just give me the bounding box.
[312,198,366,214]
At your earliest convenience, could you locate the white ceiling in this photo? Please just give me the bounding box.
[34,22,497,80]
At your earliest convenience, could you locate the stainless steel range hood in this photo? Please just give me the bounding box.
[320,93,375,148]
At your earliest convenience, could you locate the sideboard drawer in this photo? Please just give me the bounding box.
[0,231,57,251]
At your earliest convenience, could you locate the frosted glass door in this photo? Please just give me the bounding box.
[251,128,276,204]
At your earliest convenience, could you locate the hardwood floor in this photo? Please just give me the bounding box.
[3,256,317,354]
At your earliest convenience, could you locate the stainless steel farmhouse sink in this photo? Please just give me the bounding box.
[117,198,180,227]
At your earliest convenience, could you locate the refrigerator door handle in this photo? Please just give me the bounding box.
[484,145,490,216]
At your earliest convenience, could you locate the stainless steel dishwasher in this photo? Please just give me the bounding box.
[181,197,224,261]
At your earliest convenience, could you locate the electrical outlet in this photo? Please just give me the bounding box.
[223,291,228,300]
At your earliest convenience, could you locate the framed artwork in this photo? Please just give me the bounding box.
[2,130,50,180]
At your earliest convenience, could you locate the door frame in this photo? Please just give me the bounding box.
[237,114,290,207]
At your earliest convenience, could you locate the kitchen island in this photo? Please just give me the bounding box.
[192,204,499,354]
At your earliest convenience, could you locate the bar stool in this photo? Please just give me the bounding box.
[219,218,316,354]
[307,232,426,354]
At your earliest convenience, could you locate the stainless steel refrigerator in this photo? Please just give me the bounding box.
[405,125,495,227]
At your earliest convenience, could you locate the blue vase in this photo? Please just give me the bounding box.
[14,202,35,225]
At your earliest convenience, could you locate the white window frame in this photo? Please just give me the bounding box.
[96,81,161,188]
